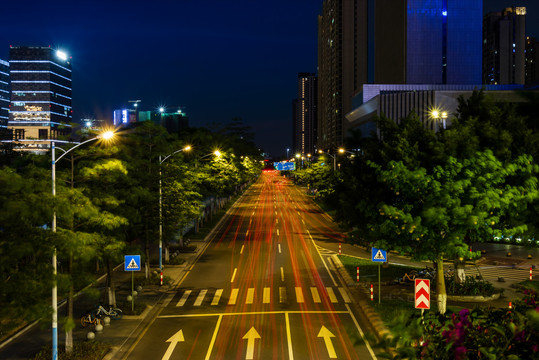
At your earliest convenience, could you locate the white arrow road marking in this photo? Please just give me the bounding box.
[317,326,337,359]
[162,330,184,360]
[242,326,261,360]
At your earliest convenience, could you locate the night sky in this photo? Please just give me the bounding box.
[1,1,538,157]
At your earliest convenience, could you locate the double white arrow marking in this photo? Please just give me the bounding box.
[162,330,184,360]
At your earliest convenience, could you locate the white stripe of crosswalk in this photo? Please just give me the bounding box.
[175,286,353,307]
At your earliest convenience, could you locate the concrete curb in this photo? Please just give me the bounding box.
[330,255,391,342]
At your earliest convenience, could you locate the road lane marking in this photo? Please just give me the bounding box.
[318,326,337,359]
[240,245,245,254]
[211,289,223,306]
[277,229,279,236]
[275,211,278,216]
[285,312,294,360]
[295,287,304,303]
[345,303,377,359]
[263,287,271,303]
[160,310,349,318]
[246,288,255,304]
[176,290,191,307]
[242,327,261,360]
[281,267,284,281]
[311,287,321,303]
[228,288,239,305]
[252,211,255,216]
[338,287,351,303]
[194,290,207,306]
[279,287,287,303]
[278,244,282,254]
[246,230,249,237]
[205,314,223,360]
[326,287,338,303]
[162,330,184,360]
[231,268,238,283]
[308,230,338,286]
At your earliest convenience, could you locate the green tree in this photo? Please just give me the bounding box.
[370,150,538,313]
[0,164,53,320]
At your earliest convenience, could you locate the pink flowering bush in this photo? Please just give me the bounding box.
[379,289,539,359]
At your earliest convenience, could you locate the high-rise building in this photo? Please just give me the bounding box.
[9,46,72,149]
[0,59,9,127]
[375,0,482,85]
[318,0,368,150]
[483,7,526,85]
[292,73,317,156]
[525,36,539,85]
[318,0,482,149]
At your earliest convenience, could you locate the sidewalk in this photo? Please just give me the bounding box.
[0,240,209,360]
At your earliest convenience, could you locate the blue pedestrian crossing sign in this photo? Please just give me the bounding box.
[371,248,387,262]
[124,255,141,271]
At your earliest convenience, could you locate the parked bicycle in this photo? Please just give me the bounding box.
[80,312,101,327]
[92,303,123,320]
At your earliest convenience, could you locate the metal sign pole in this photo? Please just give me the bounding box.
[131,272,134,312]
[378,263,381,304]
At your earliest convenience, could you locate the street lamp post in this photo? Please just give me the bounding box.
[319,148,344,171]
[51,131,114,360]
[159,146,191,286]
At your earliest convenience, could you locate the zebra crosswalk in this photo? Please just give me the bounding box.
[465,265,531,282]
[175,286,351,307]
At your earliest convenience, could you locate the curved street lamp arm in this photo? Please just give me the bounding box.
[160,148,188,164]
[55,137,98,163]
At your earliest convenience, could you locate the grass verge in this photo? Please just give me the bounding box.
[338,255,420,282]
[33,342,110,360]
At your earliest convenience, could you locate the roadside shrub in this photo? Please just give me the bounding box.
[378,289,539,359]
[34,342,110,360]
[445,276,499,297]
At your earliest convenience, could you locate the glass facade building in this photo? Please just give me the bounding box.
[375,0,482,85]
[0,59,9,126]
[9,46,72,145]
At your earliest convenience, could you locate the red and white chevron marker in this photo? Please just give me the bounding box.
[414,279,430,309]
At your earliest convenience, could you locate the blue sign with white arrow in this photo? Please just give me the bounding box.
[124,255,141,271]
[371,248,387,262]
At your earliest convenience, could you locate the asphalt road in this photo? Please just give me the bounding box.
[123,171,377,360]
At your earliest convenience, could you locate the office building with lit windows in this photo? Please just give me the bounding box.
[483,7,526,85]
[526,36,539,85]
[0,59,9,127]
[293,73,317,156]
[8,46,72,149]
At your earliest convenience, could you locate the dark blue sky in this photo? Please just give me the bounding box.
[1,1,538,156]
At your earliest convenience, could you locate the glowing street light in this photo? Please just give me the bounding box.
[159,145,192,285]
[51,130,115,360]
